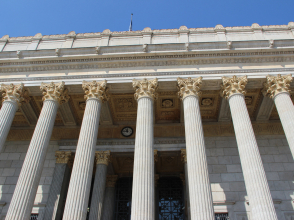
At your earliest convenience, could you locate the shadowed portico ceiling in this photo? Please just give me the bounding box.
[1,86,279,127]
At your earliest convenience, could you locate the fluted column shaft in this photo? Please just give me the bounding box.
[6,100,59,220]
[89,151,110,220]
[131,97,155,220]
[43,152,72,220]
[0,101,18,152]
[274,92,294,157]
[63,98,102,220]
[101,175,118,220]
[229,94,277,220]
[183,95,214,220]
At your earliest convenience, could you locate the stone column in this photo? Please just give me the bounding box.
[101,175,118,220]
[89,151,111,220]
[43,151,73,220]
[177,77,214,220]
[154,152,159,220]
[0,83,29,152]
[63,80,108,220]
[221,75,277,220]
[6,82,69,220]
[263,74,294,158]
[131,78,158,220]
[181,149,191,220]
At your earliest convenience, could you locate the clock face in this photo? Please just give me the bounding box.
[121,127,133,137]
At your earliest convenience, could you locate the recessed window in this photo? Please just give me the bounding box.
[215,213,229,220]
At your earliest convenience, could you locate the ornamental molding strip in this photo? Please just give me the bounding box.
[55,151,73,164]
[262,74,293,98]
[177,77,202,100]
[82,80,109,102]
[0,83,30,105]
[1,51,294,74]
[105,175,118,187]
[40,82,70,104]
[132,78,158,100]
[95,150,111,165]
[221,75,248,99]
[180,149,187,163]
[6,122,285,142]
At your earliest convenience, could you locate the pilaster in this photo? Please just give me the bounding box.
[101,175,118,220]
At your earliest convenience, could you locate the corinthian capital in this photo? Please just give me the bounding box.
[177,77,202,100]
[82,80,109,102]
[132,78,158,100]
[106,175,118,187]
[221,75,248,99]
[95,150,111,165]
[262,74,293,98]
[55,151,73,164]
[40,82,69,104]
[0,83,30,106]
[180,149,187,163]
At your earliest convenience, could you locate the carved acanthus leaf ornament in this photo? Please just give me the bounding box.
[40,82,69,104]
[106,175,118,187]
[132,78,158,100]
[0,83,30,106]
[82,80,109,102]
[177,77,202,100]
[95,150,111,165]
[154,150,158,163]
[221,75,248,99]
[262,74,293,98]
[180,149,187,163]
[55,151,73,164]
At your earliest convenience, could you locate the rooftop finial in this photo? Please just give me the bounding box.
[129,13,133,31]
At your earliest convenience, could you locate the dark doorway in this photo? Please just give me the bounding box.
[157,177,185,220]
[114,177,133,220]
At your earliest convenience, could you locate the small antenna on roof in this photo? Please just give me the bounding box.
[129,13,133,31]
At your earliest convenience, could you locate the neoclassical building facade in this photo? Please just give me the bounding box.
[0,23,294,220]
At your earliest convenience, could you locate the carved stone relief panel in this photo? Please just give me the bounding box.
[108,93,137,124]
[155,151,183,174]
[200,90,221,121]
[111,153,134,174]
[155,91,180,123]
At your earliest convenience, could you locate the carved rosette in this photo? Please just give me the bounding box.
[180,149,187,163]
[154,150,158,163]
[40,82,70,104]
[105,175,118,187]
[262,74,293,98]
[221,75,248,99]
[55,151,73,165]
[0,83,30,106]
[95,150,111,166]
[82,80,109,102]
[132,78,158,100]
[177,77,202,100]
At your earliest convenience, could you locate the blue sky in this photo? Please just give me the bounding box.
[1,0,293,37]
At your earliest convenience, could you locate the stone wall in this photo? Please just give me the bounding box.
[205,135,294,220]
[0,141,58,219]
[0,136,293,219]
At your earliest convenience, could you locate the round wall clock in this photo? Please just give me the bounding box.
[121,127,133,137]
